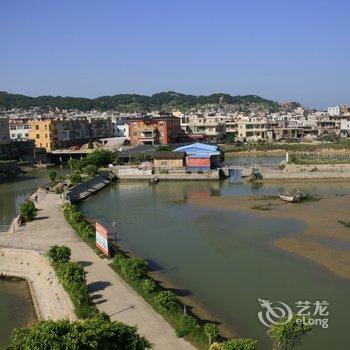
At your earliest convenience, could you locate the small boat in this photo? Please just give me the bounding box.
[279,190,308,203]
[149,177,160,184]
[279,193,301,203]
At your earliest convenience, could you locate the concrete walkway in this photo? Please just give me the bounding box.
[0,190,195,350]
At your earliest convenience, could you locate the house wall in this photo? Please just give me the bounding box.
[129,118,180,146]
[154,158,184,168]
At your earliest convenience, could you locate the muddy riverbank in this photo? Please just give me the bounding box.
[190,194,350,279]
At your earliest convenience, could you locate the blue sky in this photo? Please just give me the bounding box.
[0,0,349,108]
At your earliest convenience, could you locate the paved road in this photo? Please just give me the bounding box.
[0,190,195,350]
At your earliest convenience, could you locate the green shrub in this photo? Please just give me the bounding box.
[154,291,178,310]
[69,172,83,185]
[176,314,198,338]
[142,279,157,294]
[113,254,148,281]
[210,338,257,350]
[205,323,220,345]
[47,245,71,263]
[84,164,98,177]
[6,314,151,349]
[19,199,37,222]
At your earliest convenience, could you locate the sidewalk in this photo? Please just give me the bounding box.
[0,191,195,350]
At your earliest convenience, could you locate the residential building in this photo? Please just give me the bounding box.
[328,105,350,116]
[187,115,226,141]
[237,119,267,141]
[129,116,181,146]
[0,116,10,145]
[9,120,31,140]
[28,118,112,151]
[111,120,130,138]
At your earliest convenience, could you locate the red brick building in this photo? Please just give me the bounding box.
[129,116,181,146]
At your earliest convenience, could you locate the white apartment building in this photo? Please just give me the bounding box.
[187,115,226,141]
[237,118,267,141]
[111,121,130,138]
[9,122,31,140]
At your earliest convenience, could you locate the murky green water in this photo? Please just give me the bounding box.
[78,179,350,350]
[0,279,37,346]
[0,166,69,225]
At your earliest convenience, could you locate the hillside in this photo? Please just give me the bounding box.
[0,91,283,113]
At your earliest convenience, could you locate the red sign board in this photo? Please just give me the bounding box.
[96,222,109,258]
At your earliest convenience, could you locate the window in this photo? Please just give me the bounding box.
[45,134,48,138]
[36,134,40,139]
[36,125,39,130]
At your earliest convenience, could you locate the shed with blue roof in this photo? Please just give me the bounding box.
[173,143,221,170]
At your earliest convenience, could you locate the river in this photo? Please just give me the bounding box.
[1,158,350,349]
[0,279,37,346]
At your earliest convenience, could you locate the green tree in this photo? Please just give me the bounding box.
[226,133,237,144]
[47,170,57,183]
[154,291,177,310]
[19,200,37,222]
[68,158,81,171]
[47,245,71,263]
[267,315,312,350]
[156,145,171,151]
[204,323,220,345]
[86,150,115,167]
[83,164,98,177]
[69,172,83,185]
[5,314,151,349]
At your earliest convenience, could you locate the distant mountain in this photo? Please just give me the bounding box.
[0,91,283,112]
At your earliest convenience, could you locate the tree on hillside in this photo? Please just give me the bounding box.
[5,313,151,349]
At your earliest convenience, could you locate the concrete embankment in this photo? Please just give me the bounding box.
[0,248,76,321]
[65,171,115,202]
[260,163,350,181]
[111,166,221,181]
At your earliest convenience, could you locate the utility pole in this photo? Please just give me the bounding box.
[112,220,117,254]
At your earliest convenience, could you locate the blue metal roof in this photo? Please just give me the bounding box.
[189,152,220,158]
[173,143,218,155]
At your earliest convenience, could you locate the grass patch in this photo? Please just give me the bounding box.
[338,220,350,228]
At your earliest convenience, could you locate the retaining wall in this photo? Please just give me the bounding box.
[261,163,350,180]
[0,248,76,321]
